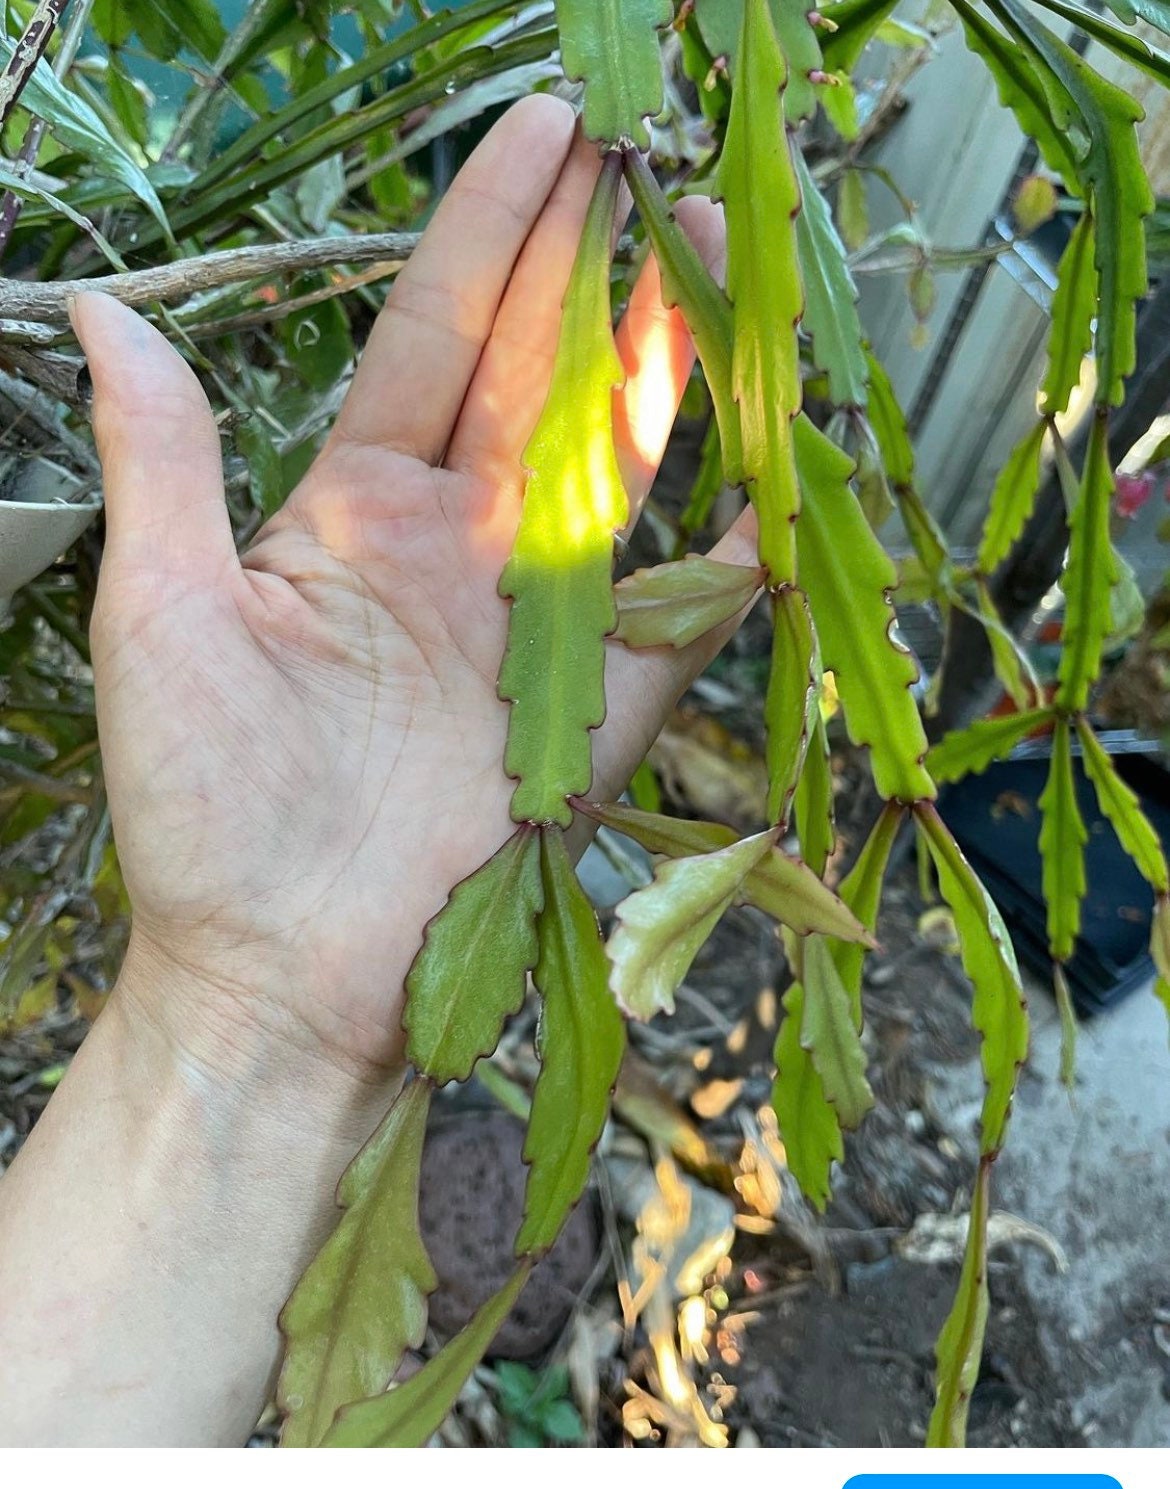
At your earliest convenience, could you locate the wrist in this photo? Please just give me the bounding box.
[107,932,404,1157]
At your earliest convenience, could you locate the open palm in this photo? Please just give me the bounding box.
[75,99,752,1079]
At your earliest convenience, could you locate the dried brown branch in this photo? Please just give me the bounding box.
[0,231,421,323]
[0,227,639,329]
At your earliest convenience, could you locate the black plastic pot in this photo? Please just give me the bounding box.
[937,733,1170,1016]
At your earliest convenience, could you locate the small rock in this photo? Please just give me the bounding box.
[419,1110,600,1360]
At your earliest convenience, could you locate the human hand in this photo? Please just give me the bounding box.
[75,97,752,1092]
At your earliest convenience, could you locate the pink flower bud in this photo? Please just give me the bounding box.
[1115,471,1155,519]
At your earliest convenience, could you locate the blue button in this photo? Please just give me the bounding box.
[846,1480,1121,1489]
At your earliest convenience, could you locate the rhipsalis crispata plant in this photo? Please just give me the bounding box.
[266,0,1170,1448]
[3,0,1170,1453]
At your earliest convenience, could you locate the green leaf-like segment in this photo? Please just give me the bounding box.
[695,0,826,123]
[772,983,842,1211]
[718,0,804,583]
[793,711,835,878]
[926,1159,991,1447]
[613,556,764,649]
[1153,896,1170,985]
[916,805,1028,1156]
[820,0,901,73]
[1056,412,1118,712]
[1034,0,1170,90]
[977,420,1048,576]
[766,587,818,826]
[865,353,950,586]
[1103,0,1170,33]
[1040,214,1096,419]
[927,709,1052,786]
[1038,717,1087,962]
[608,831,776,1019]
[277,1080,436,1447]
[404,827,543,1082]
[554,0,672,148]
[773,802,902,1205]
[498,157,628,827]
[831,799,904,1003]
[793,143,868,408]
[794,416,935,803]
[949,0,1080,193]
[1077,719,1170,893]
[623,152,744,485]
[323,1264,532,1447]
[1054,963,1079,1090]
[968,582,1043,712]
[800,934,874,1128]
[994,0,1153,406]
[576,800,872,940]
[516,832,626,1256]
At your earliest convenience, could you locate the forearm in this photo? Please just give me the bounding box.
[0,945,398,1446]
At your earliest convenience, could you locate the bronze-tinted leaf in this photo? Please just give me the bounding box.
[516,831,626,1256]
[576,800,871,940]
[277,1080,436,1447]
[404,827,543,1083]
[608,830,775,1019]
[613,556,763,649]
[323,1264,532,1447]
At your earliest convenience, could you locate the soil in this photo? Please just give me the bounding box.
[650,857,1086,1448]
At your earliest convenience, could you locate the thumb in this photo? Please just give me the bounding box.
[70,292,236,582]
